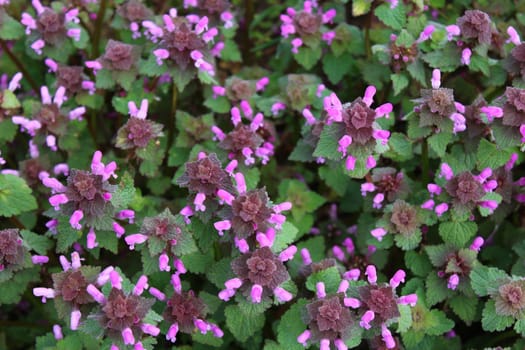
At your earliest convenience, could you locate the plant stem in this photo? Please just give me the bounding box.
[166,84,178,157]
[242,0,255,64]
[0,40,39,92]
[9,216,26,230]
[92,0,108,58]
[421,138,429,185]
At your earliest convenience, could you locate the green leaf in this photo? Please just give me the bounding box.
[478,192,502,217]
[422,44,461,72]
[20,230,52,255]
[395,29,415,47]
[294,46,322,70]
[397,304,413,332]
[221,39,242,62]
[425,309,455,335]
[78,316,104,338]
[75,93,104,110]
[277,299,308,350]
[407,59,427,85]
[449,295,477,324]
[360,61,391,89]
[57,334,83,350]
[111,172,136,209]
[56,220,81,253]
[331,24,365,57]
[289,139,315,162]
[305,266,342,294]
[244,167,260,191]
[405,251,432,277]
[95,69,115,89]
[425,244,449,267]
[428,132,452,158]
[0,12,25,40]
[470,265,508,297]
[171,67,195,92]
[323,52,352,84]
[207,258,234,288]
[469,54,490,76]
[0,119,17,142]
[443,145,477,173]
[204,95,231,114]
[272,222,299,253]
[514,318,525,337]
[481,300,514,332]
[391,73,409,95]
[352,0,373,16]
[0,268,39,305]
[137,141,165,177]
[1,90,20,109]
[394,230,422,250]
[96,230,119,254]
[191,218,217,253]
[193,331,223,347]
[114,70,136,90]
[138,56,167,77]
[225,304,265,342]
[374,3,406,30]
[425,273,451,307]
[0,174,37,217]
[172,232,198,256]
[476,138,512,171]
[318,165,349,195]
[407,114,432,139]
[385,132,413,161]
[439,221,477,248]
[313,124,345,160]
[141,247,158,275]
[181,251,214,274]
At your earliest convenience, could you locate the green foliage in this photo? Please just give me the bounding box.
[294,46,322,70]
[0,174,37,217]
[438,221,477,248]
[375,3,406,30]
[20,230,52,255]
[1,0,525,348]
[225,304,265,342]
[481,300,515,332]
[277,299,308,350]
[476,139,513,170]
[305,266,342,294]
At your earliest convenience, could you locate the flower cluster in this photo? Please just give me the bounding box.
[219,246,293,303]
[145,10,218,76]
[0,228,27,272]
[21,0,82,55]
[212,105,275,166]
[297,266,417,350]
[115,99,164,150]
[421,163,502,217]
[33,252,96,329]
[43,150,133,249]
[280,0,336,54]
[212,171,291,244]
[163,288,223,342]
[12,86,86,152]
[312,85,392,172]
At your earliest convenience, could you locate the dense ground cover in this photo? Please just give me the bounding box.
[1,0,525,349]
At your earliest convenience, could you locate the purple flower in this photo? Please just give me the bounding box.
[100,40,139,71]
[177,153,232,195]
[0,228,26,272]
[457,10,492,45]
[305,295,354,342]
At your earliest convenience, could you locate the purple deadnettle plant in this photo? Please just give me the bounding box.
[2,1,525,349]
